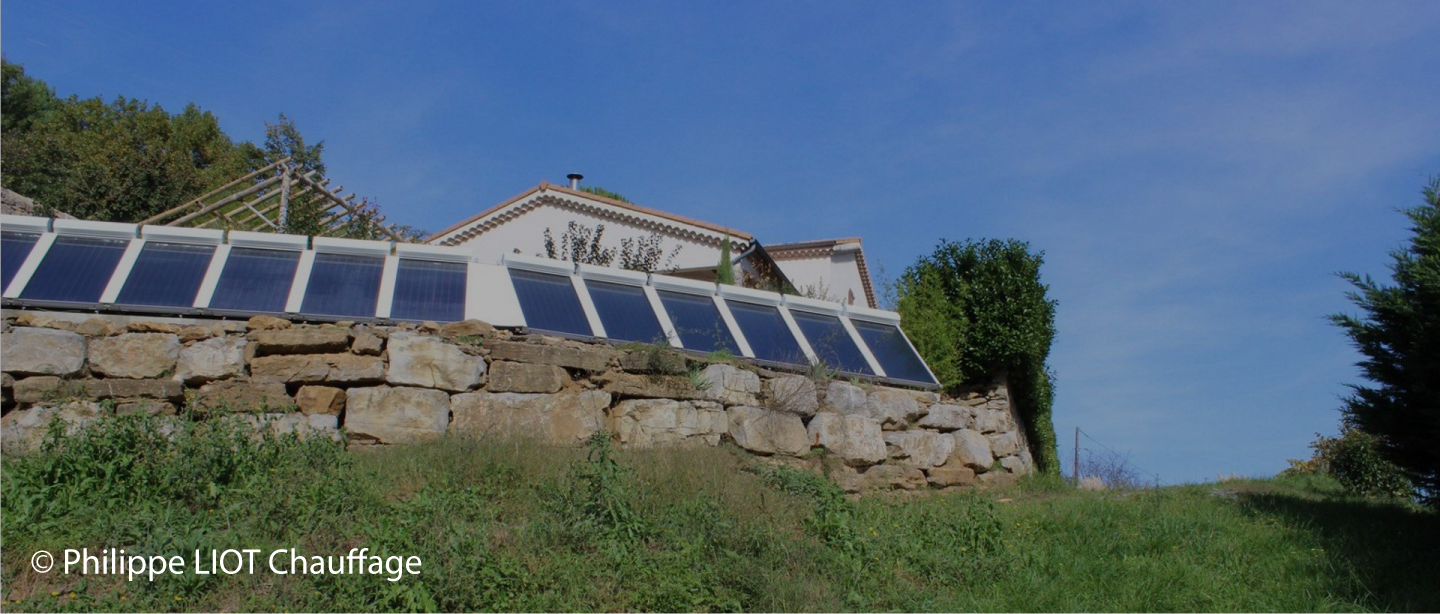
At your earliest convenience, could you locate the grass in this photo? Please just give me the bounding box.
[2,413,1437,612]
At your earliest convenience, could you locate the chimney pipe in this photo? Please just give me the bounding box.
[567,173,583,190]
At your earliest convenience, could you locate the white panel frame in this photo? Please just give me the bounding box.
[285,251,317,313]
[139,225,224,245]
[98,239,146,304]
[649,274,717,295]
[502,253,575,275]
[776,305,819,365]
[375,254,400,318]
[846,315,941,386]
[717,283,783,306]
[2,232,56,298]
[643,283,683,349]
[52,218,138,240]
[713,296,754,358]
[193,244,231,309]
[843,303,902,325]
[465,261,525,326]
[0,214,51,233]
[312,235,392,257]
[395,242,472,263]
[839,315,887,378]
[228,230,308,250]
[571,276,606,338]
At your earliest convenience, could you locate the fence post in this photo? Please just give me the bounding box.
[1073,427,1080,485]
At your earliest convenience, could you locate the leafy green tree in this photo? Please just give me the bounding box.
[1,59,56,133]
[716,237,736,284]
[2,89,250,221]
[895,239,1059,474]
[1332,175,1440,505]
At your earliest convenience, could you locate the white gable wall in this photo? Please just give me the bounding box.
[775,249,871,308]
[445,199,731,270]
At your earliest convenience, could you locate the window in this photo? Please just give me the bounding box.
[19,236,129,303]
[657,290,738,354]
[1,231,40,290]
[851,320,935,384]
[114,242,215,308]
[300,253,385,318]
[790,310,872,374]
[209,248,300,313]
[391,259,467,322]
[726,300,806,364]
[587,280,665,343]
[509,268,592,336]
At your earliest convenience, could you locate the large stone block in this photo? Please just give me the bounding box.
[697,364,760,406]
[194,380,293,412]
[345,386,450,444]
[294,385,346,416]
[595,372,706,400]
[824,381,867,414]
[973,408,1012,434]
[1,327,87,376]
[763,376,818,417]
[1000,455,1028,474]
[439,319,494,341]
[487,361,567,393]
[856,465,927,491]
[487,341,613,372]
[250,328,349,355]
[806,413,886,466]
[89,333,180,379]
[727,405,809,456]
[611,398,727,447]
[865,389,924,427]
[247,315,291,330]
[385,332,486,391]
[950,429,995,472]
[2,401,107,452]
[451,390,610,445]
[917,404,972,431]
[12,376,183,403]
[174,337,247,384]
[351,329,384,355]
[927,465,977,488]
[251,353,385,385]
[883,430,955,467]
[988,431,1022,457]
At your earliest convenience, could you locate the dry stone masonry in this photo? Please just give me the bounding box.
[0,310,1036,493]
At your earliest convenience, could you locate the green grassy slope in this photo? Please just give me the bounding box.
[2,414,1436,612]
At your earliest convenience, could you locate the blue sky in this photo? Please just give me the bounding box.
[5,1,1438,483]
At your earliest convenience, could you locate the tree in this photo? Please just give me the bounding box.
[1331,175,1440,505]
[543,221,616,266]
[894,238,1059,474]
[716,237,736,284]
[542,221,681,272]
[2,59,56,134]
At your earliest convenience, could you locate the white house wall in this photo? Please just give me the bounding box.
[450,200,730,270]
[776,250,872,308]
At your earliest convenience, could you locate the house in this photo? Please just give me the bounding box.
[425,177,879,308]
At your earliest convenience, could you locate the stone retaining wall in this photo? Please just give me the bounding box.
[0,310,1035,493]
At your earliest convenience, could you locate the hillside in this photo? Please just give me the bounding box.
[2,414,1437,612]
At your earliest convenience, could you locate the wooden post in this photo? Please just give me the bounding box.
[1073,427,1080,485]
[278,164,292,230]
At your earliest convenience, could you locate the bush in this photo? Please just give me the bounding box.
[1285,426,1414,500]
[894,238,1059,474]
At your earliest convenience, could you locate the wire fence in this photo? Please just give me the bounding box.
[1070,427,1166,489]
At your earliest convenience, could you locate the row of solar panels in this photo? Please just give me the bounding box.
[0,215,939,387]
